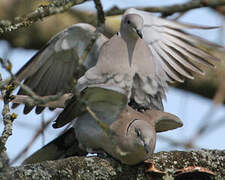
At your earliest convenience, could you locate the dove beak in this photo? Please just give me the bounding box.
[136,29,143,39]
[144,143,151,154]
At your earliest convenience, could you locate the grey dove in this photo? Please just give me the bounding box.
[12,9,222,113]
[73,106,182,165]
[24,91,182,165]
[76,8,221,113]
[51,86,182,165]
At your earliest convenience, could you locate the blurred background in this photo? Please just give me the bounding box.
[0,0,225,166]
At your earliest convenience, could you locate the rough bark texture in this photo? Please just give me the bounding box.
[0,149,224,179]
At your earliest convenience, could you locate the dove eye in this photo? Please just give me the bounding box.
[127,20,131,24]
[126,118,138,136]
[135,128,141,137]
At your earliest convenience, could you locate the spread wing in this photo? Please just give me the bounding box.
[12,23,108,114]
[125,8,222,83]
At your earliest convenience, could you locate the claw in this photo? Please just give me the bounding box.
[144,159,165,178]
[175,166,216,180]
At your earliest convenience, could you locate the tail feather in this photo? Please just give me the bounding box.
[23,128,87,164]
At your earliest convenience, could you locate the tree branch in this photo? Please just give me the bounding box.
[0,0,88,34]
[0,61,17,153]
[0,94,72,109]
[106,0,225,16]
[0,149,224,179]
[93,0,105,32]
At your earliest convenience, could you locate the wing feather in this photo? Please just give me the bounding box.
[12,24,108,114]
[154,42,193,79]
[158,41,204,75]
[150,45,184,82]
[125,8,222,83]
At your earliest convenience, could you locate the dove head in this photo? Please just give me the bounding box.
[127,119,156,155]
[121,14,143,39]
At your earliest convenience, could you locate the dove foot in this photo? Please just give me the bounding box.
[144,159,165,179]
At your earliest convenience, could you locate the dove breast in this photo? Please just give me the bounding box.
[76,34,136,97]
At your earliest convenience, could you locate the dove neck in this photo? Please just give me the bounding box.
[120,34,138,67]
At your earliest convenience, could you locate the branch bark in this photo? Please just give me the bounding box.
[106,0,225,16]
[0,149,224,179]
[93,0,105,32]
[1,0,225,49]
[0,0,88,34]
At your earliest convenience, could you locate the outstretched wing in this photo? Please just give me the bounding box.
[125,8,222,83]
[144,110,183,132]
[12,23,108,114]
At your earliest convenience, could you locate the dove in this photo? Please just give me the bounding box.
[50,86,182,165]
[21,85,181,165]
[12,8,222,114]
[77,9,221,112]
[74,106,182,165]
[76,14,166,112]
[24,105,183,165]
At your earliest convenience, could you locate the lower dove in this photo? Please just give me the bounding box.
[24,87,182,165]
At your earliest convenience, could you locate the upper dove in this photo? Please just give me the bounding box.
[12,8,222,114]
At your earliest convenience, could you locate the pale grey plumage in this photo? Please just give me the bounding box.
[77,14,167,111]
[77,34,135,97]
[125,8,221,82]
[51,86,182,165]
[77,9,221,111]
[12,9,222,113]
[74,106,182,165]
